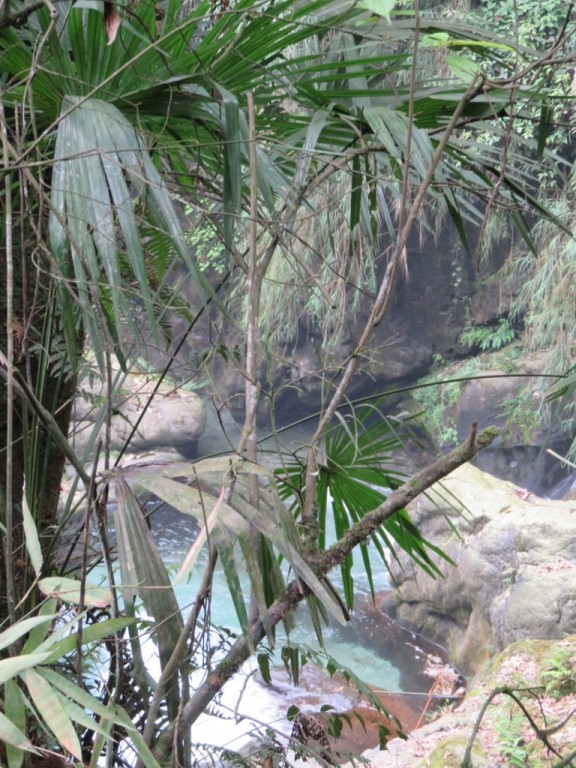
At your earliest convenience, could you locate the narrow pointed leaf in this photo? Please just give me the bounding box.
[113,476,183,717]
[21,496,43,576]
[0,615,56,653]
[34,617,136,661]
[22,669,82,760]
[0,653,51,686]
[21,599,58,653]
[4,680,35,765]
[0,709,37,757]
[38,577,112,607]
[41,667,135,723]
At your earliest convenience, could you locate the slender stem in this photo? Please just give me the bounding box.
[244,91,261,470]
[245,91,263,623]
[0,94,16,625]
[301,64,486,528]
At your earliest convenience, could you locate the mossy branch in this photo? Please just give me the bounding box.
[177,423,499,735]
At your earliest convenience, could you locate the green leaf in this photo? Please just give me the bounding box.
[281,646,302,686]
[445,54,480,84]
[0,615,56,653]
[43,682,112,739]
[41,667,134,723]
[21,495,43,576]
[0,708,37,757]
[422,32,450,47]
[21,599,58,653]
[22,668,82,760]
[38,576,112,607]
[0,653,51,686]
[4,680,36,764]
[113,476,183,718]
[357,0,397,21]
[34,617,136,662]
[257,652,271,684]
[287,704,300,721]
[537,104,554,160]
[213,525,250,642]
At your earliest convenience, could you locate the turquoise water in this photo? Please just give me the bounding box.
[154,508,402,691]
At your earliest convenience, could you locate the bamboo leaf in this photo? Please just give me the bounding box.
[21,495,43,577]
[127,472,247,534]
[0,708,37,758]
[41,667,136,723]
[238,534,274,644]
[0,653,51,686]
[0,615,56,653]
[212,526,250,641]
[357,0,397,21]
[22,669,82,760]
[173,487,227,585]
[34,617,136,661]
[4,680,36,765]
[113,476,183,717]
[38,577,112,607]
[21,599,58,653]
[41,680,112,738]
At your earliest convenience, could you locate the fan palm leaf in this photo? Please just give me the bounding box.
[277,402,454,609]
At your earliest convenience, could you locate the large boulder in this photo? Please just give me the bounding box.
[378,463,576,674]
[70,360,206,457]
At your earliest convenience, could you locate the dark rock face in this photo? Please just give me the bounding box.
[169,227,515,424]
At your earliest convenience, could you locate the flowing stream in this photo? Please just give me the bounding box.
[144,501,404,758]
[81,404,456,762]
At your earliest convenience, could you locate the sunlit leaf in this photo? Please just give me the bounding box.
[445,54,480,83]
[41,667,136,724]
[21,496,42,577]
[34,617,136,662]
[0,615,56,653]
[38,576,112,607]
[21,600,58,653]
[0,709,37,757]
[0,653,51,686]
[357,0,397,21]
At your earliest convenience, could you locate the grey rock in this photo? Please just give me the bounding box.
[380,464,576,673]
[70,361,206,457]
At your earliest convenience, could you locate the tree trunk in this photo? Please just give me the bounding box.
[0,241,78,622]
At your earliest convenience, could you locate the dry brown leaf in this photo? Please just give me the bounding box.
[104,2,121,45]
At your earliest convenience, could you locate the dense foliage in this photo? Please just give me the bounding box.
[0,0,574,765]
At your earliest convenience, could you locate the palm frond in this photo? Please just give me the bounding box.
[277,402,454,608]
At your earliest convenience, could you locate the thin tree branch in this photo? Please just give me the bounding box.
[177,424,499,733]
[0,91,16,625]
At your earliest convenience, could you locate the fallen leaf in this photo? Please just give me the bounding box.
[104,2,121,45]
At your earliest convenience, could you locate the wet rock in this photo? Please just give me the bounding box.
[379,464,576,674]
